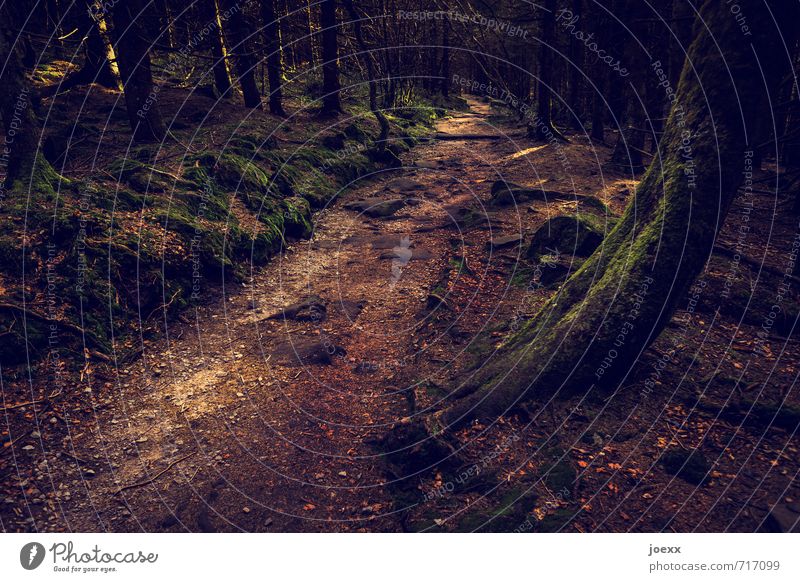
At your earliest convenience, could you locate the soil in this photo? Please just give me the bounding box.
[2,98,799,533]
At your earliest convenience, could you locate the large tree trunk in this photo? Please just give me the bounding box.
[419,0,795,435]
[111,0,167,142]
[219,0,262,108]
[319,0,342,115]
[0,3,62,190]
[261,0,286,115]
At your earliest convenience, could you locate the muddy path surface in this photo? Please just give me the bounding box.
[18,97,563,532]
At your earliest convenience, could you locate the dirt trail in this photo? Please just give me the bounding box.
[39,97,532,531]
[8,97,799,534]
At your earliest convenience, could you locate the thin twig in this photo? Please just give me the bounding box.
[112,451,197,495]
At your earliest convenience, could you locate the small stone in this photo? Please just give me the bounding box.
[487,234,523,250]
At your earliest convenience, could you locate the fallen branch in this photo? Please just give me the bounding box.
[0,390,62,412]
[112,451,197,495]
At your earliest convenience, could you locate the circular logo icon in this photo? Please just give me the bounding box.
[20,542,46,570]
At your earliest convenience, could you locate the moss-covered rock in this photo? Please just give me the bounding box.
[527,214,610,262]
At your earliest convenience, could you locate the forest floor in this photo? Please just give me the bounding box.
[2,96,800,533]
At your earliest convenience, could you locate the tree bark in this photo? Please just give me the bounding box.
[82,1,121,89]
[40,1,121,96]
[440,17,450,98]
[199,0,232,98]
[528,0,566,141]
[0,3,61,189]
[567,0,583,129]
[319,0,342,115]
[421,0,795,433]
[343,0,388,150]
[610,1,647,170]
[261,0,286,115]
[219,0,262,108]
[111,0,167,142]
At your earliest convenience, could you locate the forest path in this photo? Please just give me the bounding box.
[51,97,601,532]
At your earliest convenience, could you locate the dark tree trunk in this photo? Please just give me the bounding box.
[0,4,61,190]
[440,18,450,98]
[220,0,262,108]
[261,0,286,115]
[154,0,176,48]
[528,0,566,141]
[588,3,608,142]
[567,0,583,129]
[411,0,796,437]
[50,1,120,93]
[199,0,232,98]
[306,0,320,68]
[319,0,342,115]
[343,0,389,150]
[610,1,647,171]
[111,0,167,143]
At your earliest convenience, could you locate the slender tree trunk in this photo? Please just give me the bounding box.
[319,0,342,115]
[567,0,583,129]
[440,18,450,98]
[306,0,319,68]
[529,0,566,141]
[199,0,232,98]
[343,0,388,150]
[411,0,796,437]
[111,0,167,143]
[219,0,262,108]
[154,0,176,48]
[610,2,647,170]
[261,0,286,115]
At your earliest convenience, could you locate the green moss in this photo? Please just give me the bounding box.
[281,196,312,239]
[453,486,539,532]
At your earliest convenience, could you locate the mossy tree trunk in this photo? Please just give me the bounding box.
[428,0,796,431]
[111,0,167,142]
[261,0,286,115]
[220,0,262,109]
[0,3,62,190]
[319,0,342,115]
